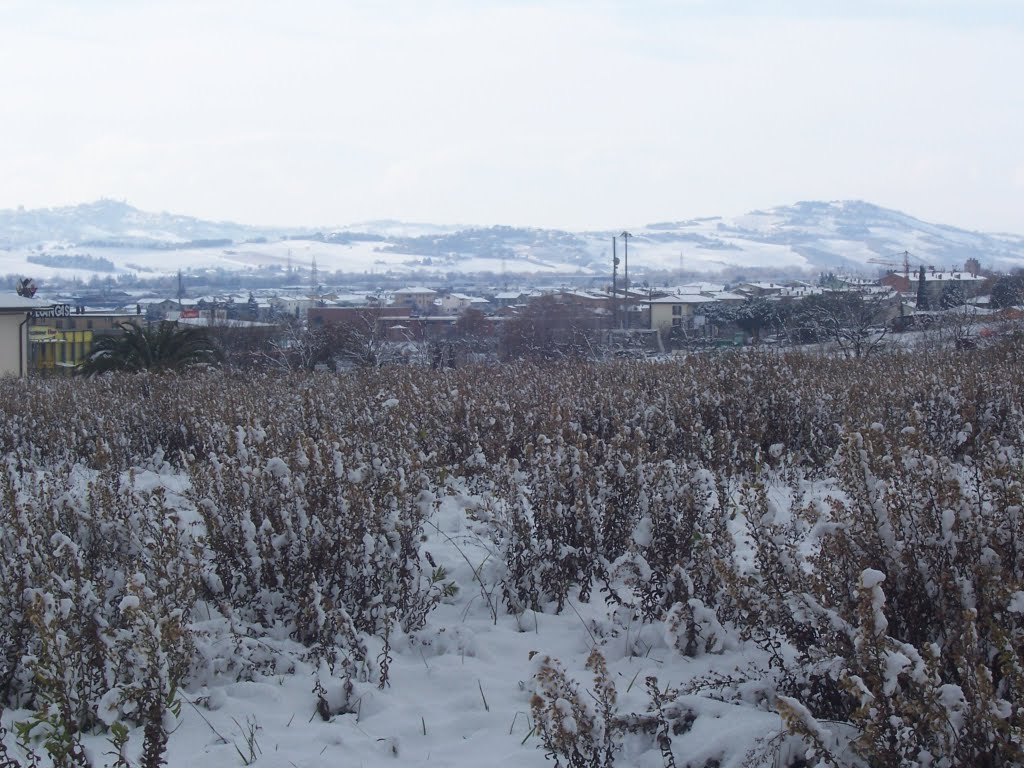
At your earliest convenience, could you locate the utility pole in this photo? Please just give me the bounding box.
[612,236,619,330]
[620,231,632,329]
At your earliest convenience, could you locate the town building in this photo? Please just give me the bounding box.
[437,293,490,315]
[646,294,714,333]
[391,287,438,313]
[29,308,140,374]
[0,293,42,377]
[735,282,785,297]
[879,269,986,297]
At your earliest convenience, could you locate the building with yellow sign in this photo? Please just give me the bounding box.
[29,325,94,371]
[28,307,140,375]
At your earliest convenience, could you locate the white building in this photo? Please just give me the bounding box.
[646,294,715,333]
[437,293,489,315]
[391,287,437,312]
[0,294,44,377]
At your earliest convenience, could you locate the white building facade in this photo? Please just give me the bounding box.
[0,294,43,377]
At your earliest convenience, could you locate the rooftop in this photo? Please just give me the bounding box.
[0,293,46,310]
[393,286,438,295]
[646,294,714,304]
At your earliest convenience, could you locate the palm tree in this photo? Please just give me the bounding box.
[79,322,222,376]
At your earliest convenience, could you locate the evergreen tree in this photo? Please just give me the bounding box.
[733,298,777,342]
[991,275,1024,309]
[915,266,930,311]
[940,281,966,309]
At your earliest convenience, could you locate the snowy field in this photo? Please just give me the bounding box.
[147,484,791,768]
[2,348,1023,767]
[0,236,806,282]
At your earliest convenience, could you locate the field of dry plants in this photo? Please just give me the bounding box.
[1,343,1023,767]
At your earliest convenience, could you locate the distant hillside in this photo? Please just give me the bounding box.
[578,200,1024,275]
[1,199,1022,279]
[0,199,285,248]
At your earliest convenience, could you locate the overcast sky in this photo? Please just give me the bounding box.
[1,0,1021,232]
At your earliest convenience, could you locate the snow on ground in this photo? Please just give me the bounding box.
[0,470,807,768]
[0,239,595,280]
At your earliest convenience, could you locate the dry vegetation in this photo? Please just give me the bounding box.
[1,342,1023,766]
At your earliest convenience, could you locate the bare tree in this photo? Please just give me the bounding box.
[795,291,896,358]
[324,313,390,369]
[447,308,496,365]
[203,317,278,370]
[500,296,602,360]
[262,319,320,371]
[261,309,398,372]
[917,301,984,351]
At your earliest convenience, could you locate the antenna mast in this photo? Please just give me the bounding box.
[620,231,632,329]
[612,236,619,329]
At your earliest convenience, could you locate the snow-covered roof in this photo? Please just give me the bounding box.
[920,271,986,282]
[393,286,437,295]
[0,293,45,310]
[561,290,607,300]
[740,281,784,290]
[778,287,825,297]
[646,294,714,304]
[329,293,375,305]
[953,305,996,316]
[177,317,275,329]
[680,282,726,293]
[705,291,747,301]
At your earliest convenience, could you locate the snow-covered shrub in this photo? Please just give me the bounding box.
[530,648,620,768]
[189,403,451,685]
[717,419,1024,765]
[2,337,1024,767]
[606,462,728,636]
[530,650,708,768]
[519,435,602,611]
[813,427,1022,765]
[0,463,197,766]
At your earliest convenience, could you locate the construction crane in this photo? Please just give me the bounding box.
[866,250,920,282]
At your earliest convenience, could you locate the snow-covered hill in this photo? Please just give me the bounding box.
[619,200,1024,275]
[1,199,1021,281]
[0,199,288,247]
